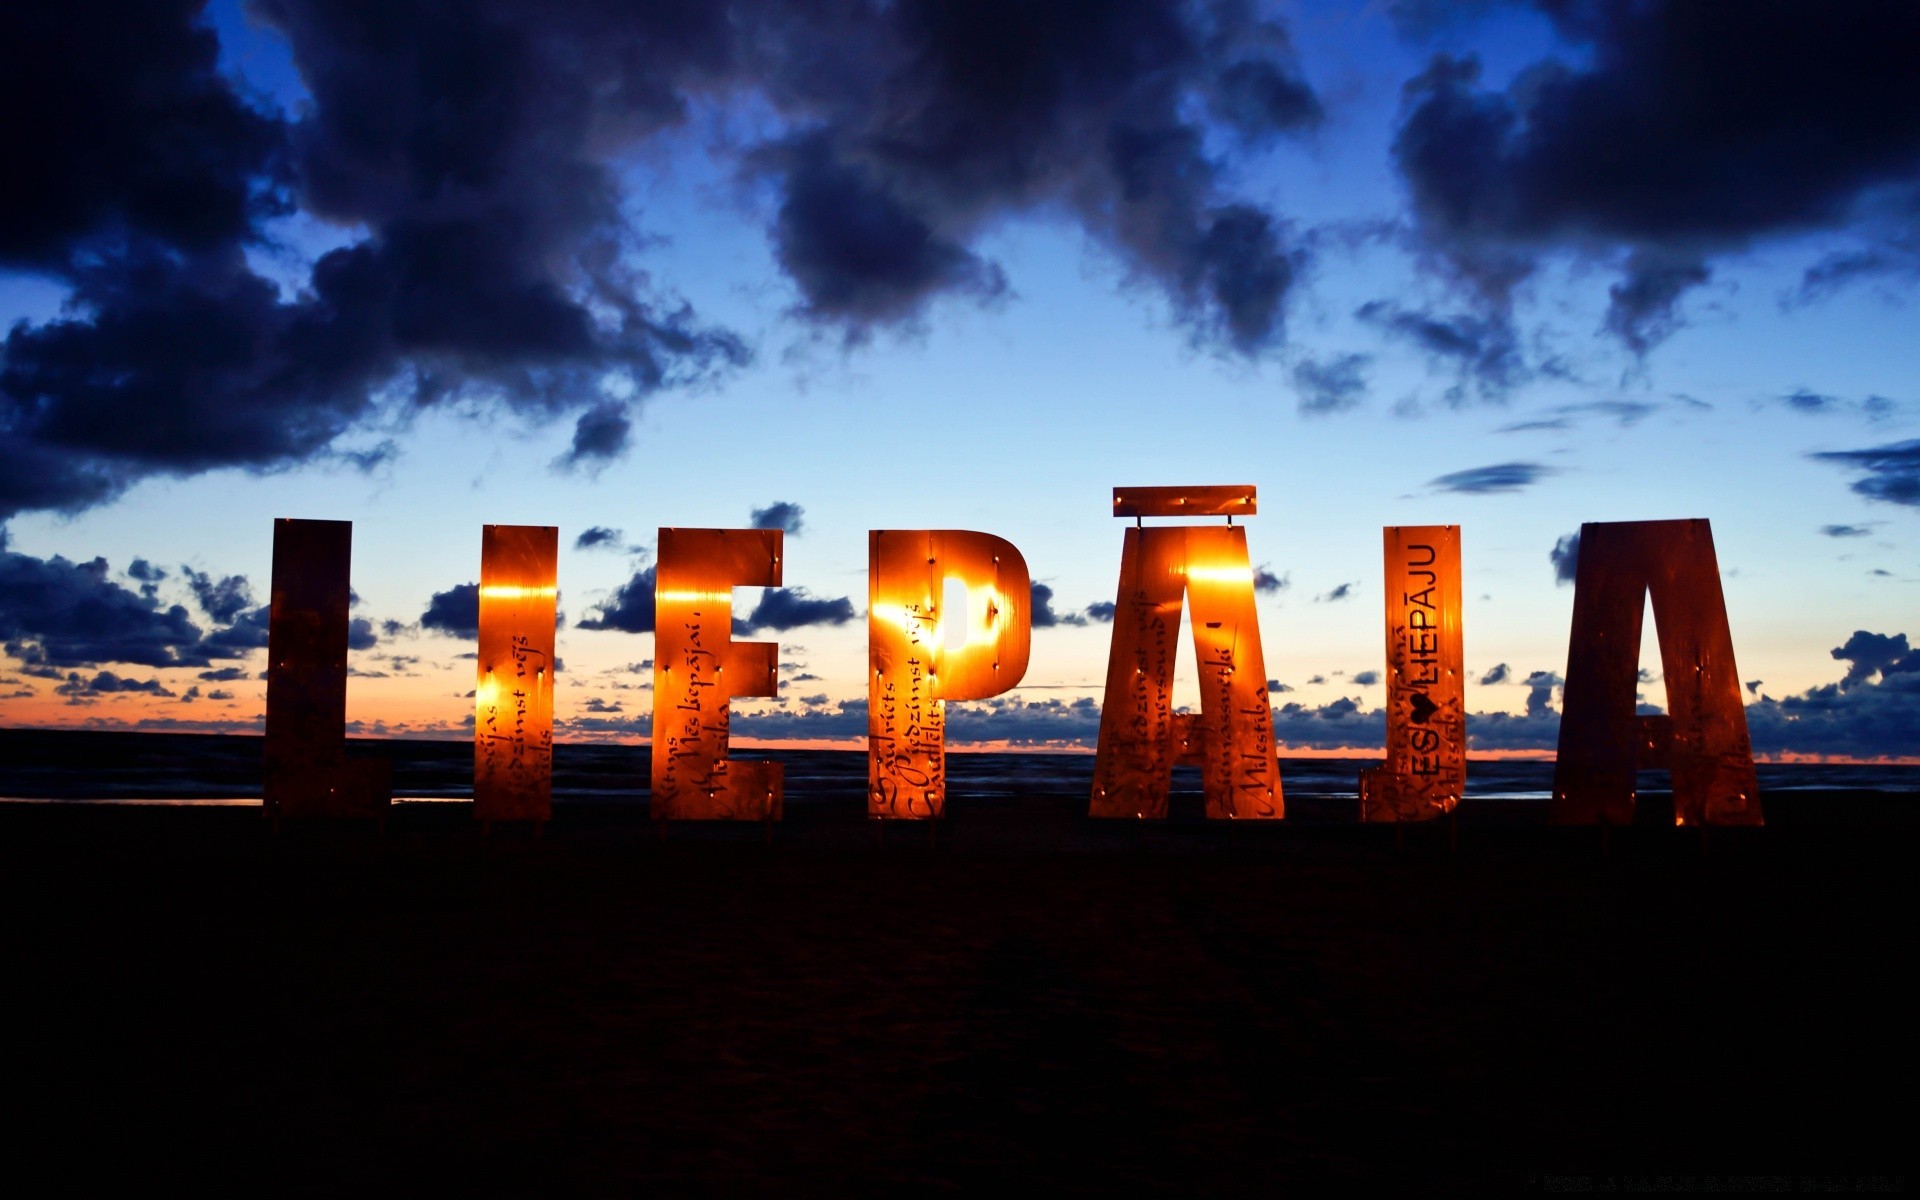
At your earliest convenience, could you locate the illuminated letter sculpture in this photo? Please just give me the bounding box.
[265,518,389,819]
[1551,519,1761,826]
[651,528,783,820]
[1359,526,1465,822]
[1090,487,1281,820]
[868,530,1031,819]
[475,525,558,826]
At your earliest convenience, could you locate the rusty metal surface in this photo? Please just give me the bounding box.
[1359,526,1465,822]
[650,528,784,821]
[1111,484,1257,519]
[1551,519,1761,826]
[474,525,558,823]
[1090,525,1281,820]
[265,518,366,818]
[868,530,1031,819]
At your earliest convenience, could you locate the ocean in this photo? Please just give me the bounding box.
[2,728,1913,810]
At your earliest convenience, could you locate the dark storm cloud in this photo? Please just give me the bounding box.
[419,583,480,639]
[1479,663,1510,686]
[1030,582,1088,629]
[4,0,1328,520]
[573,526,624,552]
[1392,3,1920,354]
[127,560,167,583]
[0,0,288,272]
[745,0,1318,349]
[1,0,744,518]
[734,589,857,635]
[1429,461,1551,495]
[1550,530,1581,584]
[576,567,658,635]
[1810,439,1920,507]
[750,502,806,536]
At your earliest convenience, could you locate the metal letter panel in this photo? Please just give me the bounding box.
[1551,519,1761,826]
[475,525,558,824]
[1359,526,1465,822]
[868,530,1031,819]
[1090,525,1282,820]
[1112,484,1258,519]
[651,528,784,821]
[264,518,355,818]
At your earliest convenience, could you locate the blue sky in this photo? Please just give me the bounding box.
[2,1,1916,757]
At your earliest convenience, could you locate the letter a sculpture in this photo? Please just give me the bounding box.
[1552,519,1761,826]
[1091,486,1281,820]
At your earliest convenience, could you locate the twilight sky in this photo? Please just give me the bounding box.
[3,0,1917,759]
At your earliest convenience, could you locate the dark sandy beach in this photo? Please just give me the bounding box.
[2,784,1911,1194]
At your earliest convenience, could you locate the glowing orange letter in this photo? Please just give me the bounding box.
[651,528,783,820]
[1552,519,1760,826]
[1360,525,1465,822]
[475,524,558,826]
[1090,487,1281,820]
[868,530,1031,819]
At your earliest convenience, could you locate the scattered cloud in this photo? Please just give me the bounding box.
[1820,524,1873,539]
[1,546,259,670]
[1430,461,1553,495]
[1479,663,1510,686]
[576,567,657,634]
[573,526,624,552]
[750,502,805,536]
[1030,582,1088,629]
[1810,439,1920,507]
[1315,582,1355,603]
[1550,531,1581,585]
[1291,352,1371,415]
[734,588,857,635]
[1252,566,1289,594]
[419,583,479,640]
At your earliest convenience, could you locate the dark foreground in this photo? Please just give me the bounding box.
[3,796,1911,1194]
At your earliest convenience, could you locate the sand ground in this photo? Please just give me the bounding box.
[2,795,1910,1194]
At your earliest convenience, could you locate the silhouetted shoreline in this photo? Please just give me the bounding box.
[2,728,1912,1191]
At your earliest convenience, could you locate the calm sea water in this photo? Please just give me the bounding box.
[1,728,1913,806]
